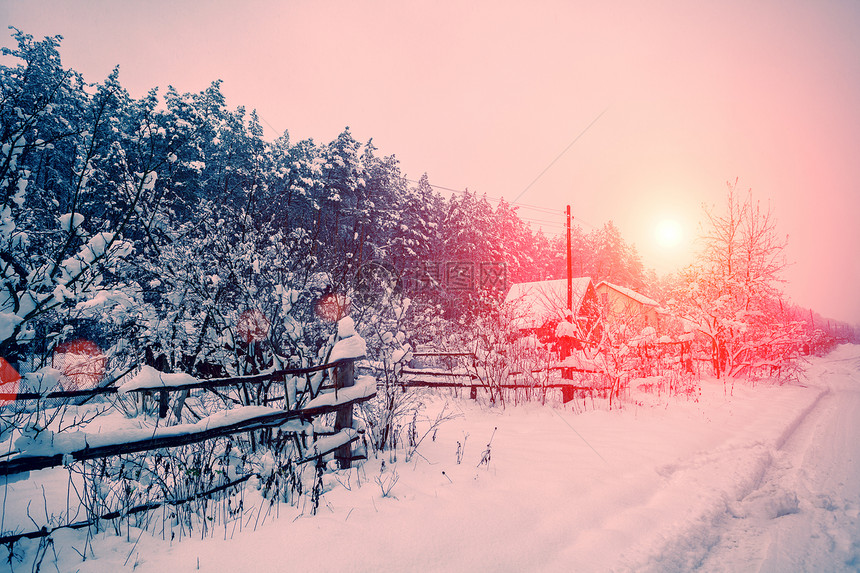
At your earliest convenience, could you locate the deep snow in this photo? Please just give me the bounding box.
[3,346,859,572]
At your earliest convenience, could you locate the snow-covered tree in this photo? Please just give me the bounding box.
[672,180,794,378]
[591,221,646,290]
[495,198,540,284]
[0,30,143,375]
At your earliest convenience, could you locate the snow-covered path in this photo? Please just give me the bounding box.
[697,348,860,572]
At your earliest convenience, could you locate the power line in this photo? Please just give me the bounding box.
[404,177,601,231]
[511,107,609,204]
[518,216,566,227]
[407,108,610,210]
[258,114,283,138]
[255,110,599,223]
[508,201,565,216]
[255,120,602,231]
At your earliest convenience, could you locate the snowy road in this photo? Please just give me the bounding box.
[696,350,860,572]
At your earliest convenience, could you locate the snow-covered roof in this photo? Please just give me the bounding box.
[504,278,593,330]
[595,281,659,307]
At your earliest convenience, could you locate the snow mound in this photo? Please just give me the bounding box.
[118,365,198,393]
[329,333,367,363]
[734,484,800,520]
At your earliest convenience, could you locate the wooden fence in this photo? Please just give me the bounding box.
[0,331,376,544]
[370,351,605,403]
[0,339,699,543]
[1,357,373,477]
[376,343,706,404]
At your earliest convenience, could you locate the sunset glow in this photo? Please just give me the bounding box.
[655,219,683,249]
[52,339,106,391]
[0,358,20,405]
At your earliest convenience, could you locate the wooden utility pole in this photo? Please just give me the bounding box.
[562,205,574,380]
[566,205,572,314]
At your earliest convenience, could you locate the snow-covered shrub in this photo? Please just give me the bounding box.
[354,288,421,457]
[448,296,560,408]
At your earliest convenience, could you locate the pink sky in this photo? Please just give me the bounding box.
[3,0,859,324]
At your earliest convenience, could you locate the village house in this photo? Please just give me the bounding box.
[594,280,662,331]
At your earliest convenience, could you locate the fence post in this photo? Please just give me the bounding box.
[334,359,355,469]
[561,385,575,404]
[469,354,478,400]
[158,389,169,418]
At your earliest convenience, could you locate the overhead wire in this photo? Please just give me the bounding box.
[404,177,603,233]
[405,178,561,215]
[511,107,609,204]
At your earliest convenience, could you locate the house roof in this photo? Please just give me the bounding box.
[504,278,593,330]
[595,281,660,307]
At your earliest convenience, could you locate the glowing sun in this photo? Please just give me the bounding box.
[655,219,683,248]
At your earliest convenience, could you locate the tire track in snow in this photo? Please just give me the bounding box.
[543,387,825,571]
[614,365,835,572]
[694,348,860,572]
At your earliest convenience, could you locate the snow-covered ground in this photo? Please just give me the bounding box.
[3,345,860,572]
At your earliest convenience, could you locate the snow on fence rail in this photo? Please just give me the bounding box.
[0,357,361,404]
[1,329,374,476]
[0,377,374,476]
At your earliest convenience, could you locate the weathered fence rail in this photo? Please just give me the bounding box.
[0,323,376,544]
[0,379,373,476]
[1,328,374,477]
[368,351,606,403]
[0,358,360,404]
[400,343,707,403]
[0,326,376,546]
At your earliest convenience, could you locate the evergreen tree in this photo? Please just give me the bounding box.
[494,198,538,284]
